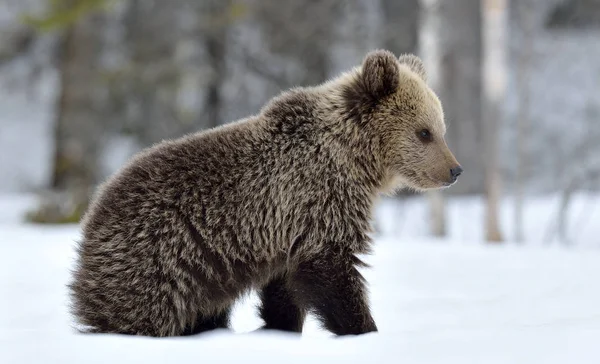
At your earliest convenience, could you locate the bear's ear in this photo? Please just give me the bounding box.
[361,49,400,99]
[398,54,427,82]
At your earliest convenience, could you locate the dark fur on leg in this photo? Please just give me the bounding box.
[290,253,377,336]
[259,275,306,333]
[183,307,231,335]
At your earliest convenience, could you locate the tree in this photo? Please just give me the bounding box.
[198,0,232,129]
[437,0,482,196]
[513,0,534,243]
[51,13,106,191]
[382,0,419,56]
[419,0,446,237]
[419,0,482,236]
[482,0,508,242]
[27,0,109,223]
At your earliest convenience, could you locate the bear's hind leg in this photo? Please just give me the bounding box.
[183,306,232,335]
[259,275,306,333]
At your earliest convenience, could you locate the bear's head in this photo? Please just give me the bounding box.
[345,49,462,191]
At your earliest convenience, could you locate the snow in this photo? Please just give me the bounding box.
[2,194,600,363]
[376,193,600,247]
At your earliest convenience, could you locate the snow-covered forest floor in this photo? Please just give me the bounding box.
[1,194,600,363]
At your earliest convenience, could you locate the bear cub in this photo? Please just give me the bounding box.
[70,50,462,337]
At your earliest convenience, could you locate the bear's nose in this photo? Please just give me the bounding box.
[450,166,463,181]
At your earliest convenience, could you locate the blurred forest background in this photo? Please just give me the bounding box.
[1,0,599,244]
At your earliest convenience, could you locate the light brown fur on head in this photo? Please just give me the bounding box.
[334,49,462,193]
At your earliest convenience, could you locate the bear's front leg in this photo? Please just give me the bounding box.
[290,252,377,336]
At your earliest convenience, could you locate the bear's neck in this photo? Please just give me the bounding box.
[312,77,388,195]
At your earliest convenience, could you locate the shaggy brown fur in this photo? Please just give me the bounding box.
[69,50,461,337]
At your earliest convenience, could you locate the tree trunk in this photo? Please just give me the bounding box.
[52,13,105,191]
[382,0,419,56]
[29,11,106,224]
[205,34,225,129]
[419,0,446,237]
[200,0,231,129]
[514,0,533,243]
[438,0,482,195]
[482,0,507,242]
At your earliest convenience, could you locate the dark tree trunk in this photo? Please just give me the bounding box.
[51,13,105,190]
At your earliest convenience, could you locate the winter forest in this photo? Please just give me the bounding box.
[2,0,600,363]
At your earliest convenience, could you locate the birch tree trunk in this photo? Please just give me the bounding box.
[419,0,446,237]
[514,0,533,243]
[482,0,507,242]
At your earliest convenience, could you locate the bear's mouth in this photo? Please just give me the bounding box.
[423,172,453,188]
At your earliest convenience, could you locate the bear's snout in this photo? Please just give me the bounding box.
[449,165,463,183]
[431,141,462,187]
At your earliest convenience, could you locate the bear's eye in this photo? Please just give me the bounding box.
[418,129,433,142]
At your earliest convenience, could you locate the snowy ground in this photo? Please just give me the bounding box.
[1,194,600,363]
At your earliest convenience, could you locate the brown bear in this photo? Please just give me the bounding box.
[69,49,462,337]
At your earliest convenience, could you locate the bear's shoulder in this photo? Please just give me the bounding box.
[261,88,318,120]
